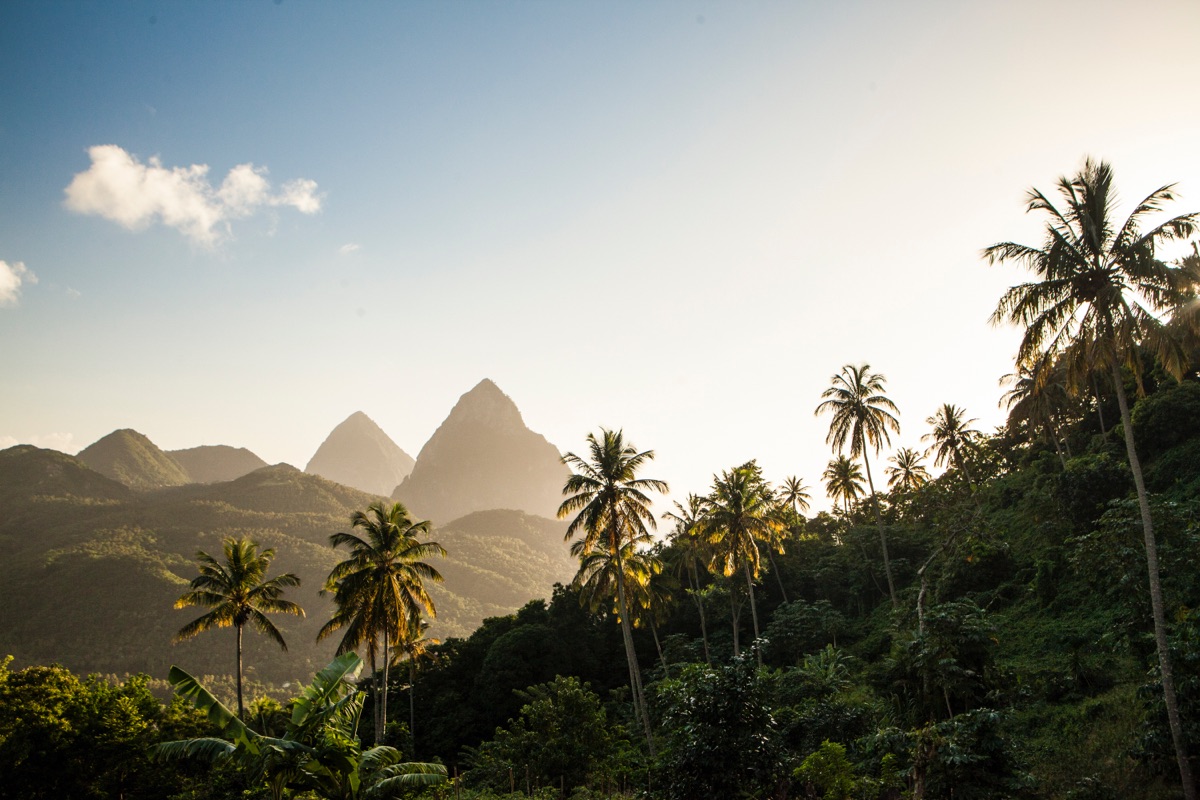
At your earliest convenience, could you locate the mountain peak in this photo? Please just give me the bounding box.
[77,429,190,490]
[393,380,567,524]
[305,411,415,496]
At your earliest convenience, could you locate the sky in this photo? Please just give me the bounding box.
[3,1,1200,513]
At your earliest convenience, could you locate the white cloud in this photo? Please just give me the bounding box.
[63,145,322,245]
[0,260,36,306]
[339,243,361,255]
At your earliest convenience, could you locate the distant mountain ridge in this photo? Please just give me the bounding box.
[77,428,191,490]
[305,411,414,497]
[170,445,268,483]
[393,379,569,525]
[0,444,574,688]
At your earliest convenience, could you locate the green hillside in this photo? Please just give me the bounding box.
[0,449,574,689]
[76,428,192,489]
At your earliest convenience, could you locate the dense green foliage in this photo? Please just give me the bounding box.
[4,161,1200,798]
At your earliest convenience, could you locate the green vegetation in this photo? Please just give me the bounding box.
[174,537,305,718]
[319,501,446,743]
[2,157,1200,799]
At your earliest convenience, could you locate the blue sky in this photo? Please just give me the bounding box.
[3,1,1200,512]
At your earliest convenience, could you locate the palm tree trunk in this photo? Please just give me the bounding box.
[613,535,654,756]
[379,626,390,744]
[767,548,788,603]
[650,621,669,677]
[236,625,244,719]
[743,562,762,667]
[1093,373,1108,436]
[368,640,380,744]
[730,591,741,657]
[1045,419,1068,470]
[862,451,897,607]
[689,566,711,665]
[1112,365,1196,800]
[409,662,417,756]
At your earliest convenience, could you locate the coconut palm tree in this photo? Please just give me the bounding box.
[985,157,1199,797]
[1000,356,1074,468]
[319,501,446,744]
[701,461,781,664]
[922,403,982,493]
[174,537,304,719]
[559,428,667,753]
[886,447,930,492]
[816,364,901,606]
[663,494,713,664]
[779,476,812,515]
[823,456,865,516]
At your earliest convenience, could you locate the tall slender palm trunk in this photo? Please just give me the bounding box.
[379,627,391,743]
[767,548,788,602]
[1112,365,1195,799]
[236,625,245,719]
[409,663,417,755]
[687,566,711,665]
[861,452,897,607]
[743,562,762,666]
[613,536,654,756]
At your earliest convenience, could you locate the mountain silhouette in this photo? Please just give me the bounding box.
[305,411,415,496]
[170,445,268,483]
[76,428,191,490]
[392,379,568,524]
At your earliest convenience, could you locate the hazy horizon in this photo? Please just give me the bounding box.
[4,1,1200,511]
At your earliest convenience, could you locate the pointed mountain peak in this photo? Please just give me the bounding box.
[393,380,567,524]
[305,411,415,496]
[444,379,524,429]
[77,428,191,490]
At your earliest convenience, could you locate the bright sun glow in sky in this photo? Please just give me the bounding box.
[3,1,1199,512]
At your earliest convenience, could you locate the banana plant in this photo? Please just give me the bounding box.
[155,652,446,800]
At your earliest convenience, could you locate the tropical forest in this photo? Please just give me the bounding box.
[4,158,1200,800]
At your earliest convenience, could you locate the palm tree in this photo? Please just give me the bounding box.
[886,447,930,492]
[823,456,865,515]
[816,364,901,606]
[391,618,438,757]
[663,494,713,665]
[779,476,812,515]
[571,531,671,674]
[922,403,982,493]
[559,428,667,754]
[985,157,1198,797]
[174,537,304,719]
[319,501,446,744]
[1000,356,1074,468]
[701,461,781,664]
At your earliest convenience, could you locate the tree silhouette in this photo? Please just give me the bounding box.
[986,157,1199,797]
[887,447,930,492]
[663,494,713,665]
[701,461,781,664]
[816,364,901,606]
[823,456,865,516]
[319,501,445,744]
[1000,356,1073,468]
[559,428,667,754]
[174,537,304,719]
[923,403,982,494]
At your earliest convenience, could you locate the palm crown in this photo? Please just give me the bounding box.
[174,537,304,717]
[985,157,1198,389]
[319,501,445,742]
[815,363,900,459]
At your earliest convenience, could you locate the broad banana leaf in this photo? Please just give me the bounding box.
[167,664,257,750]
